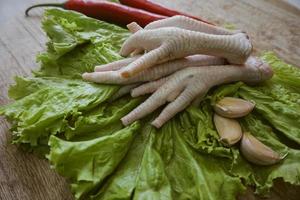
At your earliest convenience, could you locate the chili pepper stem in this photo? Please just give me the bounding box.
[25,3,65,16]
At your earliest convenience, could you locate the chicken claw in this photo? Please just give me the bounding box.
[82,55,225,84]
[119,27,252,77]
[121,57,273,128]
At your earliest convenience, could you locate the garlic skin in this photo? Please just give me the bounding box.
[240,132,283,165]
[214,97,255,118]
[213,114,243,146]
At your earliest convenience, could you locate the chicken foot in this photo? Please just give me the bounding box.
[122,57,273,128]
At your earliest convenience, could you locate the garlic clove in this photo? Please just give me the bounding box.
[214,97,255,118]
[213,113,243,146]
[240,132,284,165]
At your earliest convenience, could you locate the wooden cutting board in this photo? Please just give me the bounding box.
[0,0,299,199]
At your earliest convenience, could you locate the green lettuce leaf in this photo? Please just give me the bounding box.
[262,52,300,92]
[50,115,245,200]
[232,114,300,194]
[0,8,130,146]
[36,9,129,78]
[65,96,143,141]
[239,85,300,144]
[181,102,232,158]
[1,76,117,145]
[48,122,140,199]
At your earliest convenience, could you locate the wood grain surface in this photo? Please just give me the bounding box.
[0,0,299,200]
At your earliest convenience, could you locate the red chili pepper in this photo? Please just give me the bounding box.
[25,0,167,28]
[119,0,214,25]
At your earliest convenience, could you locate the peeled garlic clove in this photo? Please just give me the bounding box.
[240,132,283,165]
[214,113,242,146]
[214,97,255,118]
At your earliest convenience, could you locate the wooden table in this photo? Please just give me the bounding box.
[0,0,299,199]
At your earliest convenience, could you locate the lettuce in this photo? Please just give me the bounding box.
[0,76,117,146]
[239,85,300,144]
[1,9,300,200]
[48,122,140,199]
[36,9,129,78]
[49,110,245,200]
[261,52,300,93]
[238,114,300,194]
